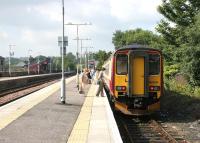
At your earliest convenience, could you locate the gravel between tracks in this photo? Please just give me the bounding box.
[160,91,200,143]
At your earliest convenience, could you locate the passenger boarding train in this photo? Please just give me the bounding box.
[103,44,163,115]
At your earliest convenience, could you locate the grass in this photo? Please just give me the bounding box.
[164,78,200,98]
[161,78,200,120]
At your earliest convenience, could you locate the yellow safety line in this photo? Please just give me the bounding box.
[67,84,97,143]
[0,76,75,130]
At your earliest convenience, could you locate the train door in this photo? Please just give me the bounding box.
[132,56,144,95]
[128,52,148,97]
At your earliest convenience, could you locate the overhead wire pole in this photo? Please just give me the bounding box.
[87,47,93,69]
[82,46,93,69]
[74,38,91,93]
[73,38,91,72]
[88,47,94,66]
[61,0,65,104]
[65,22,92,89]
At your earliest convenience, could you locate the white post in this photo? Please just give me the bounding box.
[76,25,79,89]
[61,0,66,104]
[79,39,83,93]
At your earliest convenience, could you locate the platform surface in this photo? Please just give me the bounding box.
[0,76,90,143]
[67,83,122,143]
[0,77,122,143]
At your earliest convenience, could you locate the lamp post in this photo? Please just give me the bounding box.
[65,22,91,89]
[8,44,15,77]
[61,0,65,104]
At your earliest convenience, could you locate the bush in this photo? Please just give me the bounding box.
[164,64,180,79]
[165,78,200,98]
[183,46,200,86]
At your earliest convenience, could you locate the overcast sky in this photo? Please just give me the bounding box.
[0,0,163,57]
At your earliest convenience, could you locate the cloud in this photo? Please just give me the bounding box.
[110,0,162,22]
[0,0,163,57]
[0,31,8,39]
[32,2,61,22]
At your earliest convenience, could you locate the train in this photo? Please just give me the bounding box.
[103,44,163,115]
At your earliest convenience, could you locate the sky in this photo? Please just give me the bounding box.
[0,0,163,58]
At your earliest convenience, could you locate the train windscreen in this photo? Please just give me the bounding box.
[116,54,128,75]
[149,54,160,75]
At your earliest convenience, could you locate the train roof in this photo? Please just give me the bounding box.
[116,44,161,53]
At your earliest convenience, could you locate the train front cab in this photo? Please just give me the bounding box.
[113,48,163,115]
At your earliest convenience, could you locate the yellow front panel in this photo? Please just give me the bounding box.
[132,57,144,95]
[114,75,128,97]
[149,75,161,97]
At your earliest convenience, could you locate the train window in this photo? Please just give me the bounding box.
[116,54,128,75]
[149,54,160,75]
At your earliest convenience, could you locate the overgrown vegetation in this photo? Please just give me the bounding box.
[112,0,200,98]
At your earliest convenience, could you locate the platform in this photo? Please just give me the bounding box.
[0,76,122,143]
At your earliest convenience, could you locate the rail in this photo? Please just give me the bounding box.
[0,72,75,106]
[116,115,187,143]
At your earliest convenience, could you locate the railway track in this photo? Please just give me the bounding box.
[0,79,59,106]
[116,114,187,143]
[0,72,75,106]
[0,78,56,97]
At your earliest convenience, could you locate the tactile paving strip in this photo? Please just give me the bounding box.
[67,84,98,143]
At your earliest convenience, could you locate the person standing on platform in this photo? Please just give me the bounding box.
[80,68,88,93]
[93,69,99,84]
[87,69,92,84]
[90,68,95,79]
[96,68,105,97]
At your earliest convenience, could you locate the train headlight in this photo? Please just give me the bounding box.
[149,86,160,91]
[116,86,126,91]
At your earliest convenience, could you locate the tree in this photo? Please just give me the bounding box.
[181,14,200,85]
[112,29,162,50]
[64,52,76,71]
[51,52,76,72]
[94,50,112,69]
[157,0,200,45]
[112,30,126,49]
